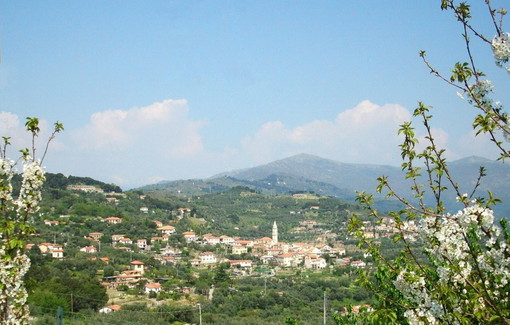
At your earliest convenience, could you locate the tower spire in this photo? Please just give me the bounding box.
[272,221,278,244]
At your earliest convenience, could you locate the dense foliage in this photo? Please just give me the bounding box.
[11,173,375,324]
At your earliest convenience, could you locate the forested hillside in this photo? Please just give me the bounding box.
[140,154,510,216]
[25,176,382,324]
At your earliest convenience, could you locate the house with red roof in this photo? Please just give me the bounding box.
[157,225,176,235]
[88,232,103,241]
[182,231,198,242]
[199,251,217,264]
[104,216,122,224]
[145,282,162,294]
[80,246,97,254]
[130,260,145,275]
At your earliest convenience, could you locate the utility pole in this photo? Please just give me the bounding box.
[56,306,63,325]
[264,277,267,296]
[323,291,327,325]
[197,303,202,325]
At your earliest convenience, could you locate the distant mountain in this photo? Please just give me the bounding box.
[213,153,404,193]
[138,153,510,216]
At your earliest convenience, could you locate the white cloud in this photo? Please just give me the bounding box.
[0,112,30,149]
[73,99,204,156]
[239,100,413,166]
[45,99,207,187]
[3,99,502,189]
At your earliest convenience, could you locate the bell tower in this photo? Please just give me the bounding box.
[272,221,278,244]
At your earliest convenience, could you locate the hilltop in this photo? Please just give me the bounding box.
[139,153,510,216]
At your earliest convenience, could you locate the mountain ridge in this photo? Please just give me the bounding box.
[138,153,510,216]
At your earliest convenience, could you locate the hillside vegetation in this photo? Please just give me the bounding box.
[139,153,510,216]
[25,175,380,324]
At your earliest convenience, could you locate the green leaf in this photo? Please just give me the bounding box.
[25,117,40,135]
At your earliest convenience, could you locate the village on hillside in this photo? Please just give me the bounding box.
[27,185,419,316]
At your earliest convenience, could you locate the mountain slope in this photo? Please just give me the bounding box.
[139,153,510,215]
[214,153,403,193]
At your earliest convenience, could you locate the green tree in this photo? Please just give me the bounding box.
[285,316,300,325]
[28,289,69,312]
[213,262,232,286]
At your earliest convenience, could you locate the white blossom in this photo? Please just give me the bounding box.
[492,32,510,72]
[1,156,44,324]
[394,203,510,324]
[0,249,31,324]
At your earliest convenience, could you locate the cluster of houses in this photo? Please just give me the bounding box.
[90,219,358,299]
[35,212,377,275]
[28,242,65,259]
[31,189,389,316]
[88,219,356,273]
[353,217,419,242]
[34,199,407,301]
[35,210,418,276]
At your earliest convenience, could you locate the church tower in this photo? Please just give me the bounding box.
[272,221,278,244]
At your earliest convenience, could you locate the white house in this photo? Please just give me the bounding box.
[80,246,97,254]
[104,217,122,224]
[204,236,221,245]
[229,260,253,269]
[157,225,176,235]
[137,239,148,250]
[199,251,217,264]
[188,258,199,267]
[332,247,346,256]
[276,253,297,267]
[304,254,327,270]
[350,260,366,269]
[111,234,126,243]
[130,260,145,275]
[237,240,254,247]
[317,244,333,255]
[88,232,103,241]
[52,249,64,259]
[119,237,133,245]
[162,246,181,256]
[157,256,177,265]
[145,282,162,294]
[183,231,199,242]
[260,255,274,265]
[220,236,235,245]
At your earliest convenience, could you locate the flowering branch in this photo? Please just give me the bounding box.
[346,1,510,324]
[0,118,63,324]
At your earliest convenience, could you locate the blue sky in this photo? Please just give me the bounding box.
[1,1,508,188]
